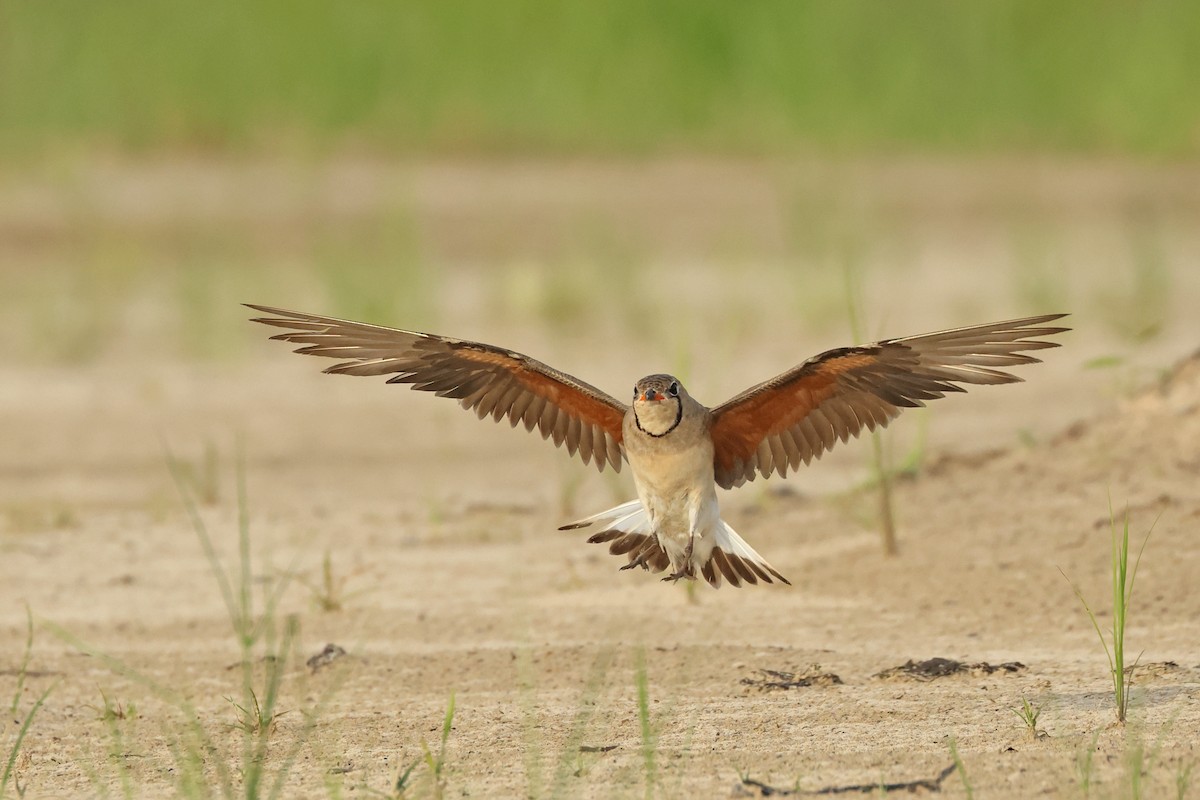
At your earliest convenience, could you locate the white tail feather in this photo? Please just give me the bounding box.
[561,500,789,589]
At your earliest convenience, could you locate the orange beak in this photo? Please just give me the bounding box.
[642,390,665,402]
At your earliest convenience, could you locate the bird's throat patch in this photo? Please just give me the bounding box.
[635,398,683,438]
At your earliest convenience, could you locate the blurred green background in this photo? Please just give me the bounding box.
[3,0,1198,158]
[1,1,1197,369]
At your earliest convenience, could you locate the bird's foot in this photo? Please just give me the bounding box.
[660,535,697,581]
[661,566,694,583]
[620,554,651,572]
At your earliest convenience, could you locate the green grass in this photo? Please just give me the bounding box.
[2,607,54,800]
[175,438,222,507]
[2,1,1199,161]
[1176,760,1194,800]
[633,648,658,800]
[165,444,311,798]
[294,550,369,613]
[45,446,329,799]
[397,693,457,800]
[1060,503,1155,724]
[378,693,457,799]
[1010,697,1042,740]
[518,647,613,799]
[1076,734,1098,798]
[423,693,457,798]
[947,738,974,800]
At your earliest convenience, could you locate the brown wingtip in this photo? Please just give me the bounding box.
[245,303,303,327]
[245,302,289,317]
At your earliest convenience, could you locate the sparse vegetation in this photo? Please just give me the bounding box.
[1125,737,1147,800]
[634,649,658,800]
[2,501,80,535]
[295,550,367,613]
[1076,735,1098,799]
[168,445,309,796]
[519,647,613,799]
[84,688,136,723]
[421,693,457,799]
[43,447,330,799]
[948,738,974,800]
[174,438,222,507]
[1060,503,1155,724]
[1176,760,1194,800]
[2,607,54,800]
[6,607,33,720]
[1010,697,1043,740]
[225,685,289,736]
[386,694,457,800]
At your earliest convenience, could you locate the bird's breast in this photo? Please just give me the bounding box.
[624,416,715,504]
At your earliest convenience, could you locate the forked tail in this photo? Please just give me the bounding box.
[559,500,790,589]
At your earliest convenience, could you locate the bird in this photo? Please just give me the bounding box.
[247,304,1068,589]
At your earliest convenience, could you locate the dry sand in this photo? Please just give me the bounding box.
[2,157,1199,798]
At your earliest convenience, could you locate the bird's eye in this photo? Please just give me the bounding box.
[668,382,679,397]
[633,385,639,398]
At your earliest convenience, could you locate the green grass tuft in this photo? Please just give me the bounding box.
[1010,697,1043,740]
[294,550,369,613]
[1060,501,1155,724]
[420,692,457,798]
[377,693,458,799]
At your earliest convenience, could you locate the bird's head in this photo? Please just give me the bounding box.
[632,374,686,436]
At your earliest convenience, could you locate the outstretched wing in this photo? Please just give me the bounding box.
[247,304,627,472]
[708,314,1068,489]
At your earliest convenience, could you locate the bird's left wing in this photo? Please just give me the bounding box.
[708,314,1068,489]
[247,305,628,472]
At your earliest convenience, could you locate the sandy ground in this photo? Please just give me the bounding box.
[2,158,1200,799]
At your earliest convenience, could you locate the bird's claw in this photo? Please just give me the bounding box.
[660,534,697,582]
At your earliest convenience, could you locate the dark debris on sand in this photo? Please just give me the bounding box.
[741,666,843,691]
[874,657,1025,682]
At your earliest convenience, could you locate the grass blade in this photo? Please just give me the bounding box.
[1,682,54,797]
[634,648,657,800]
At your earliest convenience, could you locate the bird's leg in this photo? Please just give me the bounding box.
[664,495,703,582]
[662,533,696,582]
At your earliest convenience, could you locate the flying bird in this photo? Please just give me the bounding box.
[248,305,1067,589]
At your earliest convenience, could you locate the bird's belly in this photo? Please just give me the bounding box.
[627,442,718,545]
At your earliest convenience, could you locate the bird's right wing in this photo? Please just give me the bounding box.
[247,305,628,472]
[708,315,1068,488]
